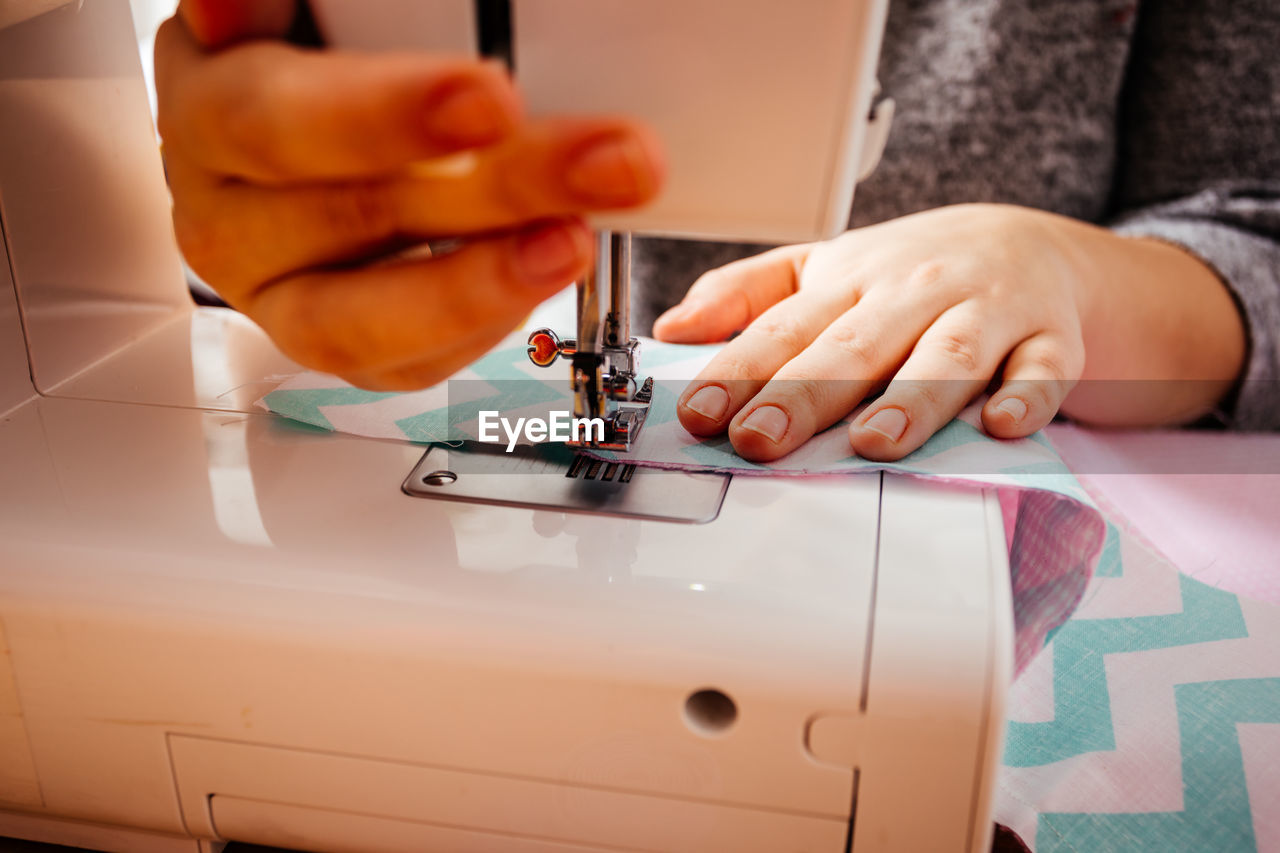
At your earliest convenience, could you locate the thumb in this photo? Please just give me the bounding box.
[653,244,809,343]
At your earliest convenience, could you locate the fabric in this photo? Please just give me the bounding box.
[261,334,1106,673]
[629,0,1280,430]
[1046,423,1280,607]
[995,521,1280,852]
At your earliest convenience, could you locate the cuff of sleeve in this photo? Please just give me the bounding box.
[1109,214,1280,431]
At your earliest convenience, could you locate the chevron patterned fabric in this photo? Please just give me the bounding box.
[997,524,1280,851]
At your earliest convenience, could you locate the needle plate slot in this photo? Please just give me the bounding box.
[403,442,729,524]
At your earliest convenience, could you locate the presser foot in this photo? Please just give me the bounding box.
[567,376,654,452]
[527,328,653,453]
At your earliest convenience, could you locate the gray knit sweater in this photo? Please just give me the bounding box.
[631,0,1280,429]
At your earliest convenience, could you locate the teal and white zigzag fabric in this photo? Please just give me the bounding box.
[262,335,1092,497]
[996,523,1280,852]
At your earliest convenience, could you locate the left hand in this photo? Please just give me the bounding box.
[159,0,664,392]
[653,204,1091,462]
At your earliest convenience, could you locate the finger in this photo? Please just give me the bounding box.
[157,21,524,181]
[167,118,664,295]
[652,245,810,343]
[673,292,846,438]
[340,333,509,392]
[982,332,1083,439]
[398,118,665,227]
[166,153,412,298]
[722,289,941,461]
[849,305,1014,461]
[178,0,297,48]
[245,219,593,386]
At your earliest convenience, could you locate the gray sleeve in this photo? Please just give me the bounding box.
[1105,0,1280,429]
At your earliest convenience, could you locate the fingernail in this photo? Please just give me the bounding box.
[740,405,790,443]
[862,407,908,443]
[565,132,658,205]
[685,385,729,420]
[995,397,1028,424]
[426,82,512,145]
[514,222,589,284]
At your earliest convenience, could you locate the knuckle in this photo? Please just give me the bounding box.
[896,379,947,412]
[218,67,293,177]
[821,325,881,370]
[982,277,1015,303]
[785,378,831,417]
[933,329,984,374]
[905,380,944,411]
[745,312,809,353]
[1028,343,1081,382]
[1029,350,1068,380]
[319,182,398,243]
[256,286,364,375]
[904,259,947,291]
[1028,381,1059,413]
[706,351,766,383]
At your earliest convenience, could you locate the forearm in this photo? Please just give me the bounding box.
[1042,212,1246,426]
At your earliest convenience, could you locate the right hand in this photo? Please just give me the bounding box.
[157,0,665,390]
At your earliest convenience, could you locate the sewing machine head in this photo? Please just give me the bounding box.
[314,0,895,452]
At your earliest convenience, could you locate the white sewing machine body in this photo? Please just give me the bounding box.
[0,3,1009,852]
[312,0,894,243]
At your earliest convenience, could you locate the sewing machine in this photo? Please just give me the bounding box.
[0,2,1011,852]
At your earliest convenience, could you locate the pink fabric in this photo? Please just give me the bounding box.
[1046,424,1280,604]
[1004,488,1106,667]
[999,489,1020,553]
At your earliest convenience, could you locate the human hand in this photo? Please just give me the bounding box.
[157,0,664,390]
[655,202,1244,463]
[650,203,1100,461]
[653,205,1092,461]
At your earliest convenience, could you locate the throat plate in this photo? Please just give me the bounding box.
[402,442,730,524]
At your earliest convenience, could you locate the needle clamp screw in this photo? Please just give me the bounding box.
[526,328,577,367]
